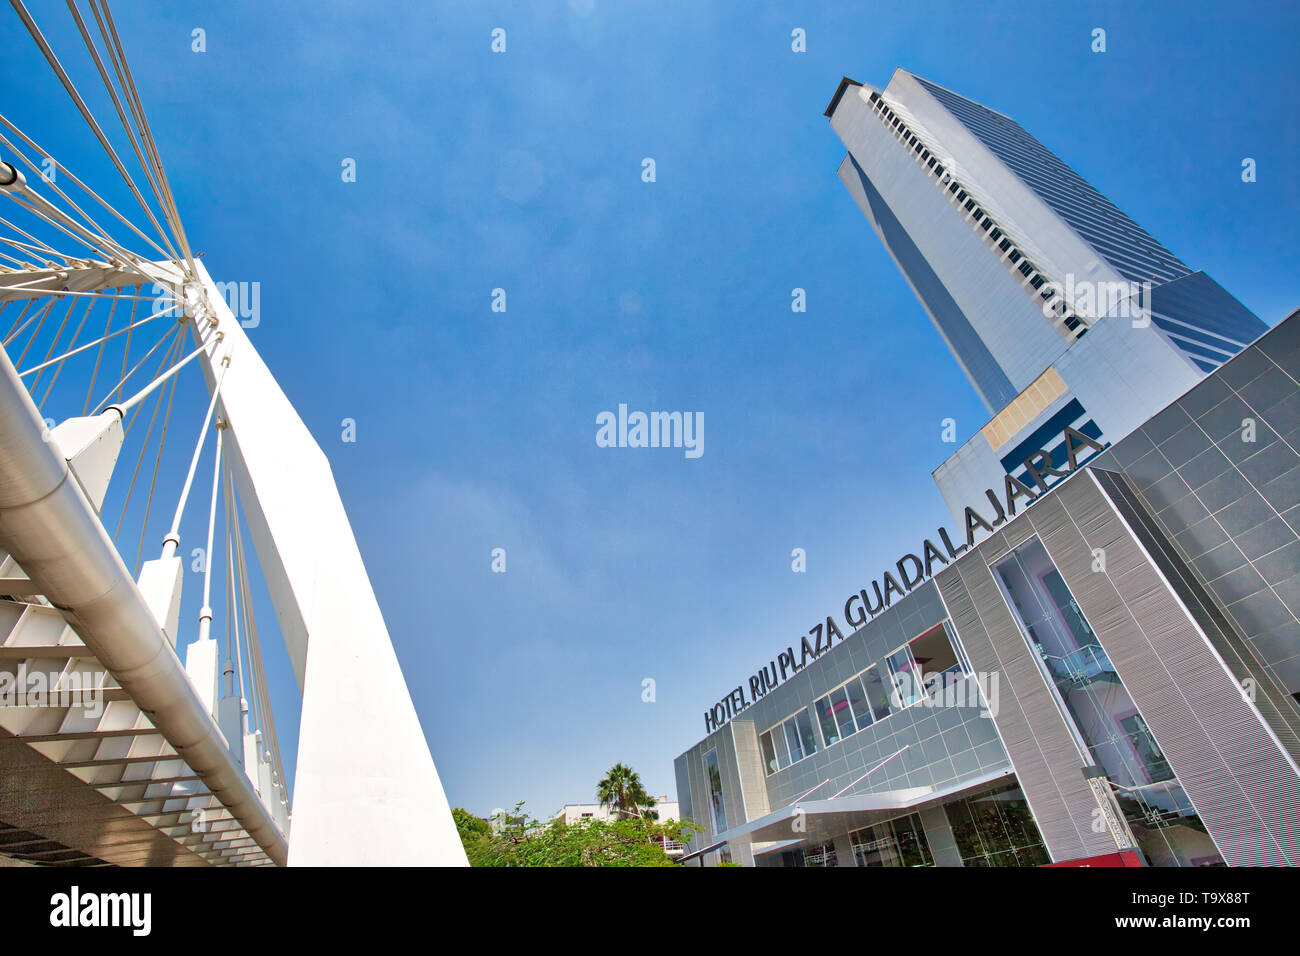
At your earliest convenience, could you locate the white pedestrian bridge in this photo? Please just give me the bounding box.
[0,1,465,866]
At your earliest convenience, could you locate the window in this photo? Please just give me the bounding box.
[815,678,871,746]
[816,664,904,750]
[860,666,892,723]
[803,842,838,867]
[760,727,779,774]
[850,813,934,867]
[908,623,966,700]
[944,782,1048,867]
[848,670,880,731]
[760,708,817,775]
[887,645,925,709]
[990,537,1224,866]
[784,709,817,763]
[704,749,727,832]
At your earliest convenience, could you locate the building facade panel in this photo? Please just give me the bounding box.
[935,544,1113,863]
[1037,470,1300,865]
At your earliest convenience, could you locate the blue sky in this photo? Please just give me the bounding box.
[4,0,1297,821]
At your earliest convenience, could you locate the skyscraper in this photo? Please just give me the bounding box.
[826,70,1267,520]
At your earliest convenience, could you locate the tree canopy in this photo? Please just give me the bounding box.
[595,762,657,820]
[454,800,697,867]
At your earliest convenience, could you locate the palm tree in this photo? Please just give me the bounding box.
[596,763,656,820]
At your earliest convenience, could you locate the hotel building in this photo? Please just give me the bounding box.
[671,73,1300,868]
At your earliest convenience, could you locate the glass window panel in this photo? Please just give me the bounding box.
[831,685,857,739]
[794,709,818,759]
[848,674,876,730]
[894,814,933,867]
[943,782,1048,866]
[815,695,841,746]
[888,646,924,708]
[861,666,892,722]
[704,749,727,833]
[760,730,780,776]
[782,716,805,764]
[853,823,896,867]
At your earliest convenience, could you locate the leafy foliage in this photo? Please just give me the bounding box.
[456,799,699,867]
[595,762,656,820]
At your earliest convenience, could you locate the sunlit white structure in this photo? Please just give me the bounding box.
[0,1,465,866]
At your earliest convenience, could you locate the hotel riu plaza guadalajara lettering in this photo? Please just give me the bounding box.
[702,427,1106,734]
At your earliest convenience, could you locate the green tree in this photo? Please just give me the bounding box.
[461,801,699,867]
[595,763,656,820]
[452,807,491,842]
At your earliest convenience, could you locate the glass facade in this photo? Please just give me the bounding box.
[760,708,818,776]
[992,536,1225,867]
[850,813,934,867]
[887,645,925,708]
[913,76,1191,288]
[811,631,965,752]
[803,842,838,867]
[704,749,727,833]
[943,781,1049,867]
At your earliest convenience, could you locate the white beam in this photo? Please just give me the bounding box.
[186,263,467,866]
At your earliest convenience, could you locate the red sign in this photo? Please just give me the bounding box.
[1041,851,1144,867]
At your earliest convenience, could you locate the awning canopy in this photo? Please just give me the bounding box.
[714,768,1014,848]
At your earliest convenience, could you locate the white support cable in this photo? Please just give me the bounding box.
[65,0,178,238]
[230,494,287,799]
[103,327,216,416]
[88,319,178,414]
[0,113,176,263]
[3,192,121,266]
[791,779,833,803]
[5,176,147,270]
[0,235,65,261]
[3,297,53,348]
[90,0,197,277]
[35,286,94,404]
[17,303,174,376]
[160,355,228,559]
[0,213,64,258]
[0,285,178,303]
[83,287,118,414]
[222,460,246,703]
[7,0,183,263]
[829,746,910,799]
[2,298,33,341]
[4,188,131,266]
[197,421,223,642]
[0,127,136,263]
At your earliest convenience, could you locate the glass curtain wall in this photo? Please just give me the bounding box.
[991,537,1224,867]
[850,813,934,867]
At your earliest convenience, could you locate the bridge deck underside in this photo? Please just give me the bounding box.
[0,579,274,867]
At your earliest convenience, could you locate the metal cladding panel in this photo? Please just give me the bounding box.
[911,74,1191,287]
[1043,471,1300,865]
[673,754,693,832]
[1090,466,1300,767]
[731,720,771,821]
[714,728,746,839]
[685,748,708,846]
[936,552,1111,862]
